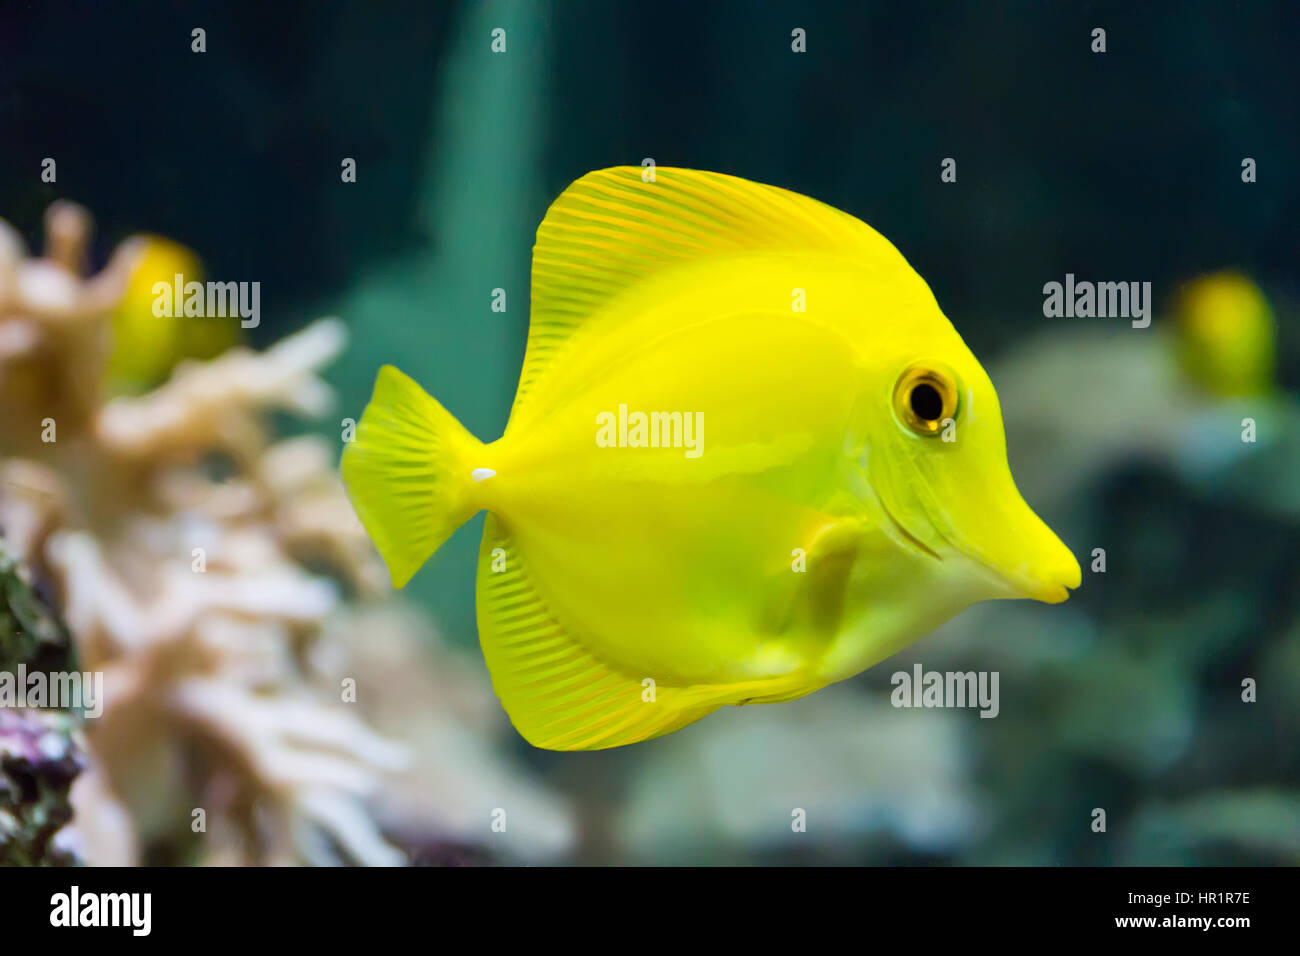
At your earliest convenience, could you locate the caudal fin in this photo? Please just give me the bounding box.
[342,365,484,588]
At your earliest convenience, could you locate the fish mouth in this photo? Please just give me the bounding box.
[974,559,1075,604]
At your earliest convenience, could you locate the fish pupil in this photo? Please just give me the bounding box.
[909,383,943,422]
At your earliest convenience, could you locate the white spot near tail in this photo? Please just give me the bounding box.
[471,468,496,482]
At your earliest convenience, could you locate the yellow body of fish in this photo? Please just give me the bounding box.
[1174,271,1276,398]
[342,167,1080,750]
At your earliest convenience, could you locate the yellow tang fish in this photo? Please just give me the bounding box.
[342,167,1081,751]
[109,236,240,391]
[1173,271,1276,399]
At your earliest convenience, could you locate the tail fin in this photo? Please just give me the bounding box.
[342,365,484,588]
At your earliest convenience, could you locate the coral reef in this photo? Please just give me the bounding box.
[0,202,573,865]
[0,202,404,864]
[0,538,83,866]
[0,708,84,866]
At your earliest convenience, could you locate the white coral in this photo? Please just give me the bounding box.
[0,203,404,865]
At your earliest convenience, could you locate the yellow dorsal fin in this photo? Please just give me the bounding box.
[508,166,917,427]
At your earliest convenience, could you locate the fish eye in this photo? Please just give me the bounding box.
[893,364,959,436]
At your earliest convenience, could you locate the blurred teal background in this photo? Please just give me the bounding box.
[1,0,1296,864]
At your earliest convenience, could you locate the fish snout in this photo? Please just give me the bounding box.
[1007,529,1082,604]
[924,471,1081,604]
[965,496,1081,604]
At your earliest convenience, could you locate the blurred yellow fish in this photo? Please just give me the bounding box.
[1174,271,1276,398]
[342,167,1080,750]
[108,236,239,390]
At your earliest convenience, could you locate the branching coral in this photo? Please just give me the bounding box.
[0,201,577,866]
[0,202,411,865]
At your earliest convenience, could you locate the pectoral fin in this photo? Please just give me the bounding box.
[763,518,863,638]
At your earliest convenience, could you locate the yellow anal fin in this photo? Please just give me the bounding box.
[476,516,718,750]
